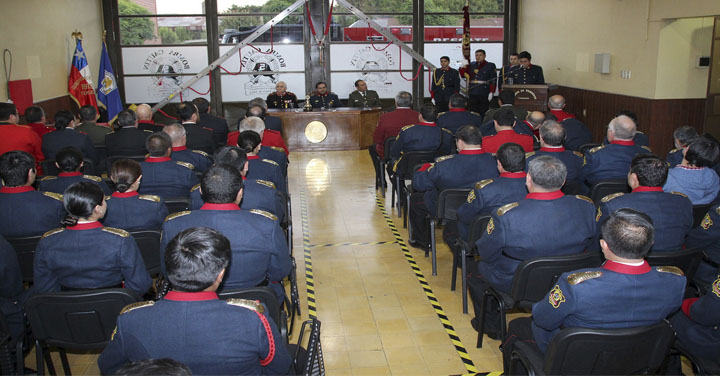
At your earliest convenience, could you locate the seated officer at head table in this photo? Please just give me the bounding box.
[525,120,584,186]
[468,156,596,340]
[507,50,545,85]
[266,81,299,109]
[435,94,484,135]
[163,123,212,173]
[502,208,685,373]
[159,165,291,302]
[348,79,381,108]
[0,151,65,238]
[190,146,284,217]
[33,181,152,295]
[103,159,168,231]
[98,227,294,375]
[663,136,720,205]
[309,81,342,109]
[38,147,111,195]
[238,130,287,194]
[138,132,199,200]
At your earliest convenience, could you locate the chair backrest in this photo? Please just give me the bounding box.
[164,197,191,214]
[510,252,603,307]
[590,179,630,205]
[382,137,396,162]
[294,319,324,376]
[105,155,147,175]
[130,230,162,276]
[543,321,676,375]
[468,215,492,250]
[395,151,444,179]
[578,143,601,155]
[646,247,703,282]
[23,289,141,350]
[561,180,583,196]
[692,203,713,228]
[435,189,472,221]
[217,287,285,336]
[41,159,96,176]
[275,189,289,227]
[6,235,42,282]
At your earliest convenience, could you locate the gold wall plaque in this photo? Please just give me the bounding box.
[304,121,328,143]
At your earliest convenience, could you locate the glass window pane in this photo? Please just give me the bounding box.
[424,0,504,13]
[218,15,304,44]
[123,76,210,103]
[423,15,503,41]
[119,16,207,45]
[121,46,209,75]
[218,0,303,14]
[119,0,205,15]
[335,0,413,13]
[331,15,412,42]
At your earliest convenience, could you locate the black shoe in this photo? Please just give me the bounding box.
[408,239,429,252]
[471,317,500,340]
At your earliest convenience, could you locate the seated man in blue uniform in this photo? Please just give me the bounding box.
[468,156,596,339]
[238,114,288,168]
[104,159,168,231]
[163,123,212,173]
[408,125,498,250]
[502,208,686,372]
[38,147,111,195]
[190,146,284,217]
[160,164,291,302]
[526,120,585,187]
[686,204,720,284]
[98,226,293,375]
[309,81,342,109]
[435,94,483,135]
[667,125,699,167]
[237,130,287,194]
[596,154,692,253]
[601,110,650,148]
[581,114,651,187]
[138,132,199,200]
[390,103,454,162]
[0,151,64,238]
[663,136,720,205]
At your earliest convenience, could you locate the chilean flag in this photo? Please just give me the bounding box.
[68,38,98,111]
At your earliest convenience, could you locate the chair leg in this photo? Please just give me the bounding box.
[403,190,410,227]
[380,164,386,198]
[35,340,44,376]
[477,292,489,348]
[450,243,459,291]
[391,175,396,208]
[58,349,71,376]
[430,219,437,276]
[461,246,469,314]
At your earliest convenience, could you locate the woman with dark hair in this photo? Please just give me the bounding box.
[37,146,111,195]
[103,159,168,231]
[40,109,97,163]
[33,181,152,295]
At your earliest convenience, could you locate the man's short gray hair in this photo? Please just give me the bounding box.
[548,95,565,110]
[395,91,412,108]
[528,155,567,190]
[248,97,268,110]
[238,116,265,136]
[163,123,186,143]
[539,120,565,146]
[609,115,637,140]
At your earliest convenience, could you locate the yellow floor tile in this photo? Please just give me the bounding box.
[348,350,388,368]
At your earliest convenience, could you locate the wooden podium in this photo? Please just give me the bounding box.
[503,84,552,112]
[268,107,381,152]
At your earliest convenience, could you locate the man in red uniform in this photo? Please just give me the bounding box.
[24,106,54,138]
[547,95,575,121]
[0,103,44,167]
[482,108,535,153]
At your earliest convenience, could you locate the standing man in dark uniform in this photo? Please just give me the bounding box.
[460,49,497,116]
[499,51,520,88]
[138,132,199,200]
[105,110,152,157]
[431,56,460,113]
[266,81,299,109]
[309,81,342,109]
[177,102,216,155]
[192,97,229,148]
[508,51,545,85]
[348,79,381,108]
[98,227,293,375]
[435,94,484,135]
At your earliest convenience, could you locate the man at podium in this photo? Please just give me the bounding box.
[508,51,545,85]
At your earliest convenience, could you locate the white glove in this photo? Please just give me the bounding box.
[431,98,436,105]
[488,93,494,101]
[461,59,470,67]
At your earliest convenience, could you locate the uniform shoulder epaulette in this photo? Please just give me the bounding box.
[226,298,265,314]
[120,301,155,315]
[497,202,519,216]
[435,155,454,163]
[261,158,279,166]
[670,147,682,153]
[269,146,285,153]
[636,131,645,134]
[442,128,453,135]
[588,145,605,153]
[104,195,111,201]
[42,228,64,239]
[250,209,278,221]
[39,176,57,181]
[83,174,102,182]
[670,191,688,198]
[715,206,720,215]
[641,145,652,152]
[166,211,191,221]
[567,270,602,285]
[138,194,161,202]
[401,124,415,132]
[475,178,493,189]
[601,192,625,202]
[575,195,593,204]
[655,266,684,276]
[192,149,209,157]
[143,130,153,133]
[437,111,447,117]
[102,227,130,237]
[470,111,481,117]
[573,151,584,158]
[525,151,536,158]
[42,191,63,201]
[191,183,201,192]
[255,179,276,189]
[176,161,195,170]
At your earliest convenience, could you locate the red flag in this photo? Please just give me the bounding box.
[68,37,98,110]
[462,2,471,63]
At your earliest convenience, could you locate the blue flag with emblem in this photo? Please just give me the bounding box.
[96,41,123,124]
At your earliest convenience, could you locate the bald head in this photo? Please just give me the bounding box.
[238,117,265,139]
[136,104,153,121]
[608,115,637,141]
[548,95,565,110]
[539,120,565,147]
[163,123,186,146]
[526,111,545,128]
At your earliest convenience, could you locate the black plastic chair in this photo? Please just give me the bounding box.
[380,137,396,199]
[6,235,42,283]
[130,230,162,276]
[674,341,720,376]
[105,155,146,175]
[0,311,19,375]
[560,180,583,196]
[293,319,324,376]
[393,150,445,220]
[692,203,713,228]
[453,214,492,314]
[590,179,630,206]
[509,321,676,376]
[164,197,191,214]
[286,258,301,334]
[41,159,96,177]
[23,288,141,375]
[476,252,603,348]
[217,286,289,344]
[646,247,703,282]
[577,143,601,155]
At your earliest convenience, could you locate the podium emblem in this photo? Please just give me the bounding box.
[305,121,328,143]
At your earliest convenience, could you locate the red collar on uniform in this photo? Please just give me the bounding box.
[242,176,247,180]
[58,171,83,177]
[112,191,139,198]
[603,260,651,274]
[459,149,484,155]
[67,222,103,230]
[526,190,564,200]
[441,67,450,71]
[419,121,436,127]
[678,165,705,171]
[539,147,565,152]
[145,157,171,162]
[247,155,260,160]
[610,140,635,146]
[632,186,663,193]
[165,291,218,301]
[172,146,187,152]
[316,92,328,97]
[523,120,535,129]
[200,203,240,211]
[138,120,155,124]
[0,186,34,193]
[449,109,466,112]
[275,92,286,96]
[500,171,527,178]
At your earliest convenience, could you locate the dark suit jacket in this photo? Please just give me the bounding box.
[181,122,216,155]
[105,127,152,157]
[199,113,229,148]
[42,128,97,163]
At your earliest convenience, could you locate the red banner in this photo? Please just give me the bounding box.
[462,4,471,63]
[68,65,98,110]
